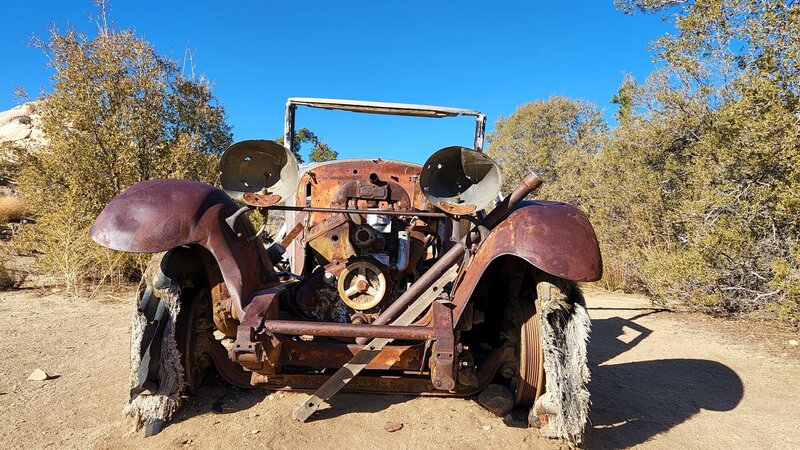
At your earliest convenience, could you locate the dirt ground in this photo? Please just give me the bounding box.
[1,285,798,449]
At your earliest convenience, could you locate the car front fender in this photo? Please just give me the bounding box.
[90,179,275,318]
[452,200,602,319]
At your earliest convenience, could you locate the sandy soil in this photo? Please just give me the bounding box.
[0,286,798,449]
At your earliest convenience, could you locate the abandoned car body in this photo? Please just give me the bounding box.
[90,98,602,440]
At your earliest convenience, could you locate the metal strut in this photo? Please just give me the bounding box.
[292,264,460,422]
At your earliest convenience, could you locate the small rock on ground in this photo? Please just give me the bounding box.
[384,421,403,432]
[477,384,514,417]
[27,368,50,381]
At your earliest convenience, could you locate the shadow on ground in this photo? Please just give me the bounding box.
[170,374,416,425]
[307,393,415,421]
[584,310,744,449]
[171,375,268,424]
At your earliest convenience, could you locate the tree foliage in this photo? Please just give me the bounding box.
[490,0,800,326]
[15,16,232,293]
[487,96,606,205]
[276,127,338,163]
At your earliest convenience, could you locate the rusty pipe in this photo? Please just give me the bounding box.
[263,204,447,218]
[263,320,435,340]
[482,171,542,229]
[357,171,542,343]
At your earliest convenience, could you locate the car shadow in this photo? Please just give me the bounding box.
[170,374,268,425]
[584,312,744,449]
[306,392,415,422]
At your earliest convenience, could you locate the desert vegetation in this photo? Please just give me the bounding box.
[8,14,232,294]
[488,0,800,325]
[1,1,797,328]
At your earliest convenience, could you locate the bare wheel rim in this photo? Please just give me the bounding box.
[176,288,207,394]
[514,298,545,406]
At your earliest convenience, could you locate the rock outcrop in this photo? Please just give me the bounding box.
[0,102,46,165]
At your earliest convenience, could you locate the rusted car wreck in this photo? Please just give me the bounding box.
[90,98,601,441]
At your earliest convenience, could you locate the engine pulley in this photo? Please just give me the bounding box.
[337,259,388,310]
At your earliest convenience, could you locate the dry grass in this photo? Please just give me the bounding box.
[0,195,26,223]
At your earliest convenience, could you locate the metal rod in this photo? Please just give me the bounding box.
[263,320,436,340]
[359,171,543,342]
[474,113,486,151]
[482,172,542,229]
[261,204,448,218]
[364,238,465,332]
[284,103,296,155]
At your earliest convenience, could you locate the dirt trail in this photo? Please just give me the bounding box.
[0,287,798,449]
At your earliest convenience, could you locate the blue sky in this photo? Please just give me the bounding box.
[0,1,673,163]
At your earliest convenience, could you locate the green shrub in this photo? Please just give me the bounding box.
[15,11,231,294]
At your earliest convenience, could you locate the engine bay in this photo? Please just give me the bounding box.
[270,159,453,326]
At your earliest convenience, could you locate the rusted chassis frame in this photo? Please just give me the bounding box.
[90,175,601,392]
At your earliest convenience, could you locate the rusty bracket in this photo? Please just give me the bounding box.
[333,179,411,208]
[243,191,283,207]
[430,300,456,391]
[225,205,252,235]
[229,286,285,373]
[292,264,460,422]
[438,201,477,216]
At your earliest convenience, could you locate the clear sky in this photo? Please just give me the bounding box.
[0,1,673,163]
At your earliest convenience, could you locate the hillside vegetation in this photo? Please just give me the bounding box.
[10,17,232,294]
[489,0,800,325]
[1,1,797,327]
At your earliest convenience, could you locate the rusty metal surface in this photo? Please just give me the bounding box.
[204,336,253,389]
[336,259,388,310]
[201,250,238,337]
[242,192,282,207]
[282,341,425,371]
[91,179,232,253]
[437,202,478,215]
[482,172,543,229]
[450,200,602,326]
[90,179,276,319]
[92,94,605,433]
[290,159,433,275]
[365,171,545,333]
[265,204,447,218]
[430,301,456,391]
[305,214,356,266]
[250,344,510,397]
[253,372,441,395]
[485,200,602,281]
[297,160,429,216]
[513,297,545,406]
[230,288,282,373]
[263,319,436,340]
[292,264,460,421]
[283,99,487,166]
